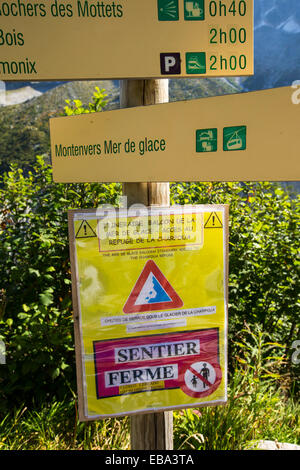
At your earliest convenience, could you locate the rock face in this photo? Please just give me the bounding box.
[243,0,300,91]
[249,440,300,450]
[1,86,42,106]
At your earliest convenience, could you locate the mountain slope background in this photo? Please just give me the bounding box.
[0,0,299,188]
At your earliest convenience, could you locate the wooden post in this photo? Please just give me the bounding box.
[120,78,173,450]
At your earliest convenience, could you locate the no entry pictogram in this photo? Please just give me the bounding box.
[181,361,222,398]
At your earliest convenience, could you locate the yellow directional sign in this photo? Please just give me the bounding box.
[0,0,253,80]
[68,205,228,419]
[50,86,300,182]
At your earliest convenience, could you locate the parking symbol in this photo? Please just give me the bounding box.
[160,53,181,75]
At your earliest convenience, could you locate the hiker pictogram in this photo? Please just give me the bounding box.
[190,364,211,389]
[181,361,222,398]
[158,0,179,21]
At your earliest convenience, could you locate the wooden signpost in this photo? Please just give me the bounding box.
[121,78,173,450]
[65,79,227,449]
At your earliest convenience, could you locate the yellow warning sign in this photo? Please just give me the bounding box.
[75,220,97,239]
[204,212,223,229]
[68,205,228,420]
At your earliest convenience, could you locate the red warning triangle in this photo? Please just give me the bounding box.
[123,260,183,314]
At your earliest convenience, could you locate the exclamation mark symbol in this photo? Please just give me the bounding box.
[83,224,87,236]
[212,214,215,226]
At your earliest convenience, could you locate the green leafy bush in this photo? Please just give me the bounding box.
[171,182,299,339]
[0,158,121,409]
[64,87,108,115]
[171,182,299,393]
[0,89,299,411]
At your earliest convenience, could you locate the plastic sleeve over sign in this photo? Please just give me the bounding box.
[69,205,228,419]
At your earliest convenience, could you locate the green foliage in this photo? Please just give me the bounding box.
[0,350,298,450]
[0,88,118,409]
[171,182,300,389]
[0,88,299,417]
[0,108,50,174]
[173,326,299,450]
[1,166,299,412]
[0,338,298,450]
[64,87,108,115]
[0,81,118,174]
[0,157,121,409]
[0,400,129,450]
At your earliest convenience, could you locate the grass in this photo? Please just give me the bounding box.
[0,370,298,450]
[1,327,299,450]
[174,372,299,450]
[0,401,130,450]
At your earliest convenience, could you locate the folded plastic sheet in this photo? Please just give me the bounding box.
[68,205,228,420]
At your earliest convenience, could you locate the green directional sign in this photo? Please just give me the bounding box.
[223,125,247,151]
